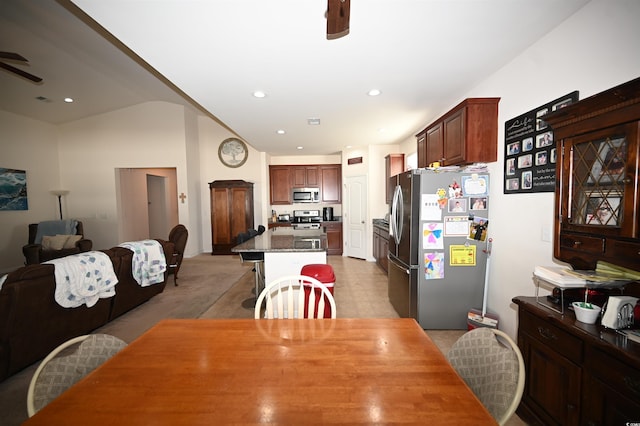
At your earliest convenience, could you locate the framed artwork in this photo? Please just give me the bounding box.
[218,138,248,168]
[0,168,28,210]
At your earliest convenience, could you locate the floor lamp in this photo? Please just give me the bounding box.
[50,190,69,220]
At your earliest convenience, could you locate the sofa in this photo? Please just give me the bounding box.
[0,240,174,383]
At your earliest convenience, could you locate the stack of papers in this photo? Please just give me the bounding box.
[533,266,586,288]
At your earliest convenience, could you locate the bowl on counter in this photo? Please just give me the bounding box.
[572,302,601,324]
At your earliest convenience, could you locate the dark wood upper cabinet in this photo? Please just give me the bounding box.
[416,98,499,167]
[292,166,319,188]
[544,77,640,271]
[269,166,292,205]
[319,165,341,203]
[269,164,341,205]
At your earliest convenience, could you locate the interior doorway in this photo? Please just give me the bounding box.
[116,168,178,242]
[344,175,367,260]
[147,174,168,239]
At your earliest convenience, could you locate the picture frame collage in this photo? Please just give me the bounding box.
[503,91,579,194]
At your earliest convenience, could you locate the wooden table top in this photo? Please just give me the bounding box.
[25,318,496,425]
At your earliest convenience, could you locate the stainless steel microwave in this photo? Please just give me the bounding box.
[292,187,320,203]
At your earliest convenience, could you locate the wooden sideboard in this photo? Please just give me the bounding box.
[513,296,640,425]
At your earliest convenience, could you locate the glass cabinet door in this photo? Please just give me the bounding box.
[565,123,637,237]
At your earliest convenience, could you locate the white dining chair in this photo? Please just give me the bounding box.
[254,275,336,319]
[27,334,127,417]
[446,327,525,425]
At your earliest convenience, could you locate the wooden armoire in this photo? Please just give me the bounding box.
[209,180,254,255]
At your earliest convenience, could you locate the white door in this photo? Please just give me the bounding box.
[345,175,367,259]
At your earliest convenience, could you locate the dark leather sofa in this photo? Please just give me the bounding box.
[0,240,174,383]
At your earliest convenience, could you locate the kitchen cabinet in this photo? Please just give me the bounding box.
[292,166,319,188]
[320,165,341,203]
[269,164,341,205]
[323,221,343,255]
[269,166,292,205]
[385,154,404,204]
[416,98,499,167]
[209,180,254,255]
[543,77,640,271]
[372,222,389,273]
[513,296,640,426]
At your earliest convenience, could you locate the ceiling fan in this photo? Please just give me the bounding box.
[0,52,43,83]
[326,0,350,40]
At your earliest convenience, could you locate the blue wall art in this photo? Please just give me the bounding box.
[0,168,28,211]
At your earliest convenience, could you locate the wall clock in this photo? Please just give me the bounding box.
[218,137,248,168]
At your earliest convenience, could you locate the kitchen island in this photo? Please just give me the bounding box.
[231,231,327,288]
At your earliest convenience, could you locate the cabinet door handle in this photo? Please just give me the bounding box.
[537,326,557,341]
[572,241,582,247]
[624,376,640,396]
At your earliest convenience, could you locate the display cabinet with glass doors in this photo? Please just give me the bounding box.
[544,77,640,271]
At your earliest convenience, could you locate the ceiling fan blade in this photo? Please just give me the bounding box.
[0,62,43,83]
[0,51,28,62]
[327,0,350,40]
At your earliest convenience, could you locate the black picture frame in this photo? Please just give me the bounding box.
[503,91,579,194]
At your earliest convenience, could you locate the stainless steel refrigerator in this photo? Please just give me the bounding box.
[388,168,490,329]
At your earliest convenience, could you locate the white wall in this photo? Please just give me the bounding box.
[56,101,188,251]
[448,0,640,338]
[1,0,638,338]
[197,115,267,253]
[0,112,60,272]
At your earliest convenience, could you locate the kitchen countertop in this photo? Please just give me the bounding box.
[268,218,342,228]
[231,232,327,253]
[372,218,389,231]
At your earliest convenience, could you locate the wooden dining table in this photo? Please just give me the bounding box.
[25,318,497,425]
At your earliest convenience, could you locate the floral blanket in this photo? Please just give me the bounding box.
[118,240,167,287]
[45,251,118,308]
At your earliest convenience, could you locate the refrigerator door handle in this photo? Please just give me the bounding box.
[390,184,403,245]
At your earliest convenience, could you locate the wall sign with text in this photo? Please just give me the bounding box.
[503,91,579,194]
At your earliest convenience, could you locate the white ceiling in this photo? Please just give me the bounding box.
[1,0,590,156]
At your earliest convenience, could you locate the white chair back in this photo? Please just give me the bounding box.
[254,275,336,319]
[446,327,525,425]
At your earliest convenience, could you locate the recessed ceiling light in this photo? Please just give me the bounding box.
[368,89,381,96]
[307,118,321,125]
[296,146,304,150]
[276,129,286,134]
[253,91,266,98]
[64,97,74,103]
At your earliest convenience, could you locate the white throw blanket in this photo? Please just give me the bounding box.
[118,240,167,287]
[45,251,118,308]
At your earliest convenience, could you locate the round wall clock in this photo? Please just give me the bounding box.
[218,137,248,168]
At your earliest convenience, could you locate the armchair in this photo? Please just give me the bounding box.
[165,224,188,286]
[22,220,92,264]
